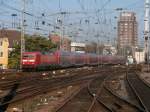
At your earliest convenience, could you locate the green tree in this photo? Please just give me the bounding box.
[25,35,57,51]
[8,35,57,69]
[8,41,20,69]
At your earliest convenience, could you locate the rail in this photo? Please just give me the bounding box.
[127,72,150,112]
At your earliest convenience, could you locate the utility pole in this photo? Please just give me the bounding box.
[57,15,63,50]
[60,12,65,51]
[144,0,150,65]
[20,0,26,70]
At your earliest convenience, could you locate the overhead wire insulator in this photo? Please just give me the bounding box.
[42,13,45,16]
[42,21,45,25]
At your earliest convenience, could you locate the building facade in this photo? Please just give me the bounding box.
[0,29,21,49]
[0,38,9,69]
[134,51,145,64]
[71,42,86,53]
[118,12,138,48]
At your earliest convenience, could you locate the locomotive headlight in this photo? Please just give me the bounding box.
[22,59,27,62]
[29,59,35,62]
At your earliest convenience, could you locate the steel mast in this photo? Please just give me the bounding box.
[20,0,26,70]
[144,0,150,64]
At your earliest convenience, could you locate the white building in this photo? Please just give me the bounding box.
[103,44,117,55]
[71,42,86,53]
[134,51,145,64]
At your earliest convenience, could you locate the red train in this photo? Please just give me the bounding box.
[22,50,126,70]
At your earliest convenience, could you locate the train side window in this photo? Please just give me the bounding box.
[49,52,55,55]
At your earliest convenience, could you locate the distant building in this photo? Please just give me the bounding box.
[71,42,86,53]
[0,29,21,50]
[49,34,71,51]
[0,30,21,69]
[118,12,138,48]
[0,38,9,69]
[85,42,97,53]
[103,44,117,55]
[134,51,145,64]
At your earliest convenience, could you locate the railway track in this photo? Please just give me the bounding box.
[104,84,144,112]
[98,86,141,112]
[55,68,141,112]
[0,66,100,81]
[0,66,122,92]
[0,65,124,81]
[127,72,150,112]
[55,75,111,112]
[0,67,119,112]
[95,71,142,112]
[55,70,120,111]
[0,67,97,90]
[124,74,143,108]
[0,66,129,112]
[87,77,112,112]
[0,67,107,88]
[0,72,101,104]
[102,70,144,112]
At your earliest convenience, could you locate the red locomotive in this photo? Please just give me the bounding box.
[22,50,126,70]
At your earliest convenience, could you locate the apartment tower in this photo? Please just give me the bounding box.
[118,12,138,48]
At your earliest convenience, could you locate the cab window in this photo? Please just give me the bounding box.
[23,54,35,59]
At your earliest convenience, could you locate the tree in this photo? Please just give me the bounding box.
[8,35,57,69]
[25,35,57,52]
[8,41,20,69]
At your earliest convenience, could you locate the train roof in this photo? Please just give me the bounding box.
[23,52,41,54]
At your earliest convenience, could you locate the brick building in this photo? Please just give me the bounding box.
[118,12,138,48]
[0,29,21,49]
[49,34,71,51]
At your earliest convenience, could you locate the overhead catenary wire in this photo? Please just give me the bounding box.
[0,0,145,43]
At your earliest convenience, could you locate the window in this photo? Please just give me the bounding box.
[125,23,128,26]
[0,52,3,57]
[23,54,35,59]
[0,41,2,46]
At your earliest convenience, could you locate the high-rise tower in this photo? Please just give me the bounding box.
[118,12,138,48]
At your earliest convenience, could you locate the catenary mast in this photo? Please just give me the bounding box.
[144,0,150,63]
[20,0,26,70]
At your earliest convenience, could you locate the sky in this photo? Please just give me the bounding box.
[0,0,145,46]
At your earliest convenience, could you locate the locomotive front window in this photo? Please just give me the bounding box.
[23,55,35,59]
